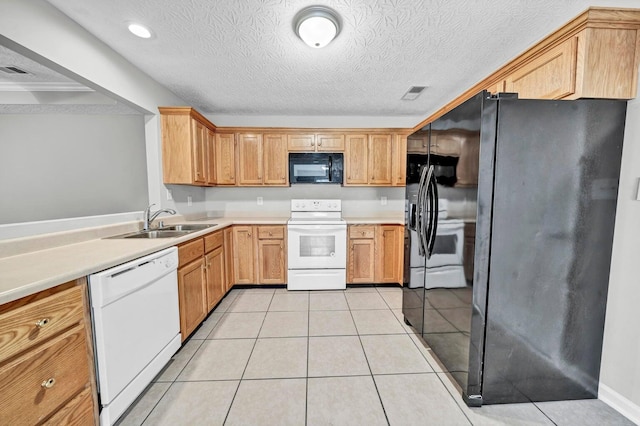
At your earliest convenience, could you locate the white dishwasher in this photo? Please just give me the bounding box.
[88,246,181,425]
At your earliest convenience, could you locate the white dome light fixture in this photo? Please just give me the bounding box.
[294,6,341,48]
[128,23,152,39]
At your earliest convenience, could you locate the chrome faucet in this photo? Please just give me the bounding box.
[143,204,176,230]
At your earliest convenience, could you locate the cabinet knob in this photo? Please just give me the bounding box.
[318,141,322,146]
[248,233,251,237]
[41,378,56,389]
[361,231,365,236]
[269,232,273,236]
[35,318,50,328]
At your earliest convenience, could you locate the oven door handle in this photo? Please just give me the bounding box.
[287,225,346,233]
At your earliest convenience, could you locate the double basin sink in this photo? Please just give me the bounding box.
[107,224,217,239]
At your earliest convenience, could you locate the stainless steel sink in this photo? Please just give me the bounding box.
[105,224,217,239]
[159,224,216,231]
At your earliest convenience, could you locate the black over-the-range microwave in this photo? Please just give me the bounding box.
[289,153,344,184]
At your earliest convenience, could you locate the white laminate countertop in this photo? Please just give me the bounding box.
[0,215,406,305]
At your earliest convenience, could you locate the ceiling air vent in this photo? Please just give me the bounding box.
[0,66,31,75]
[401,86,426,100]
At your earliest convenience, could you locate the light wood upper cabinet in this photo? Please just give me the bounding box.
[505,37,578,99]
[237,133,263,185]
[407,132,429,154]
[345,134,369,185]
[237,133,287,186]
[317,134,345,151]
[263,133,288,185]
[159,107,216,186]
[287,133,345,152]
[287,134,316,151]
[456,131,480,187]
[215,132,236,185]
[346,133,403,186]
[369,134,393,185]
[392,134,407,186]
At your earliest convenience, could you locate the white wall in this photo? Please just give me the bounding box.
[599,94,640,423]
[0,114,148,224]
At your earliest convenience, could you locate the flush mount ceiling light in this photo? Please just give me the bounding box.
[127,23,152,39]
[294,6,341,48]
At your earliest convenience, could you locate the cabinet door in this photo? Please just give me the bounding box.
[205,247,225,311]
[205,128,216,185]
[345,134,368,185]
[191,119,207,184]
[392,134,407,186]
[258,239,286,284]
[316,134,345,151]
[407,134,428,154]
[178,258,207,340]
[237,134,263,185]
[263,133,288,185]
[287,134,316,151]
[348,238,376,283]
[369,134,393,185]
[505,37,577,99]
[376,225,403,283]
[224,227,234,291]
[215,132,236,185]
[233,226,256,284]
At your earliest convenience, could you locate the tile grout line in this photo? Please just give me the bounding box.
[221,290,275,425]
[346,292,391,426]
[432,371,474,425]
[305,291,310,426]
[532,401,559,426]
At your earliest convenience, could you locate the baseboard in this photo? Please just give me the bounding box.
[599,383,640,425]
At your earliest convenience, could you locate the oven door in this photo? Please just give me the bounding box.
[425,221,463,269]
[287,224,347,269]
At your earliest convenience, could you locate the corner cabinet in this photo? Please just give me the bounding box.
[177,229,228,340]
[347,224,404,284]
[159,107,217,186]
[0,280,98,425]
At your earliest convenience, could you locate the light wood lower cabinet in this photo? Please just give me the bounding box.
[348,224,404,284]
[232,225,286,285]
[177,230,228,340]
[223,227,235,292]
[0,280,98,425]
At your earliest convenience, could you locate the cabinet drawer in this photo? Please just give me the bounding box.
[0,286,84,363]
[258,226,284,239]
[204,230,224,253]
[42,386,94,425]
[178,238,204,268]
[349,225,376,239]
[0,325,90,425]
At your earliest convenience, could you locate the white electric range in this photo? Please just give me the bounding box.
[287,199,347,290]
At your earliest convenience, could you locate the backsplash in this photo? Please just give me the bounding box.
[205,186,405,218]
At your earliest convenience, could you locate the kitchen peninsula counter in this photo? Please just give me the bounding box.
[0,216,288,305]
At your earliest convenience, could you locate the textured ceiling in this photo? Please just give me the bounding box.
[40,0,640,123]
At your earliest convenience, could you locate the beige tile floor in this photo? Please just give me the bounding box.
[117,287,634,426]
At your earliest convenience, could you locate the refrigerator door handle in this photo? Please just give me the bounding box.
[427,169,439,256]
[420,165,435,258]
[416,164,431,257]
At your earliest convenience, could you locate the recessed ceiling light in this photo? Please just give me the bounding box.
[401,86,427,100]
[128,23,152,39]
[294,6,341,48]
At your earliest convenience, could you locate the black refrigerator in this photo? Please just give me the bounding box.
[402,91,627,406]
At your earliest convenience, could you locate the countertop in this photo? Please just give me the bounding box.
[0,215,404,305]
